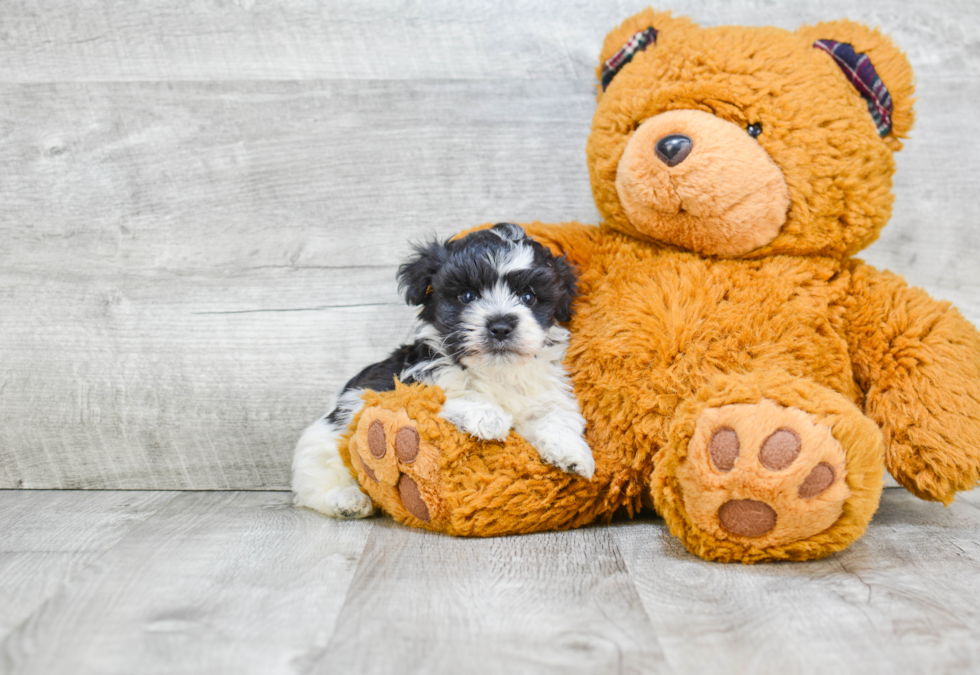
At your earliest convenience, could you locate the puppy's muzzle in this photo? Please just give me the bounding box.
[487,315,518,343]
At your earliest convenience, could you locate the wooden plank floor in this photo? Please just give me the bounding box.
[2,488,980,674]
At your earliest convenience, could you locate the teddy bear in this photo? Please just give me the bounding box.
[333,9,980,562]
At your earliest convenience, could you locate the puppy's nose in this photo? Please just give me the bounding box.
[655,134,693,167]
[488,316,517,340]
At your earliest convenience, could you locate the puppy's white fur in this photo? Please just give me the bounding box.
[292,389,374,518]
[435,325,593,477]
[292,231,592,519]
[292,323,591,519]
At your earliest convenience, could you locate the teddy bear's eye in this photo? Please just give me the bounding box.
[747,123,763,138]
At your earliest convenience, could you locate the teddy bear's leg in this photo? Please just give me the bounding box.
[652,371,885,563]
[340,381,607,536]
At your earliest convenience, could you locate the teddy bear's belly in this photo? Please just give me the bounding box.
[566,251,860,425]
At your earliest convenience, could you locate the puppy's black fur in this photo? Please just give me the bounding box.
[398,223,577,361]
[327,223,577,419]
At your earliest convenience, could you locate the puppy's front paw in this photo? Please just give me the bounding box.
[320,485,376,519]
[441,400,514,441]
[458,406,514,441]
[537,435,595,479]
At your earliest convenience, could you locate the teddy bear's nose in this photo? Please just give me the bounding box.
[655,134,693,167]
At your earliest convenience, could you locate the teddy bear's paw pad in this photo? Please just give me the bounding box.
[348,406,443,527]
[717,499,776,537]
[798,463,837,498]
[679,399,850,547]
[708,427,740,471]
[759,429,801,470]
[397,474,430,522]
[395,427,420,463]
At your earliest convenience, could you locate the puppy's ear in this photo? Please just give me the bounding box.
[490,222,527,242]
[553,255,578,323]
[397,239,448,306]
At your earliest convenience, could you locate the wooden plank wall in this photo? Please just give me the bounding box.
[2,0,978,490]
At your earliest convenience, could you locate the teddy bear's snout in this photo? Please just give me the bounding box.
[655,134,693,167]
[615,109,791,256]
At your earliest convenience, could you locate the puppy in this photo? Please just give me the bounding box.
[292,223,593,519]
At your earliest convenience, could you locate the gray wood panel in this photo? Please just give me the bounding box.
[1,1,978,489]
[2,488,980,673]
[0,80,597,273]
[0,491,372,674]
[0,0,975,82]
[611,488,980,675]
[957,489,980,509]
[0,490,177,640]
[317,519,670,675]
[0,265,413,490]
[0,79,596,489]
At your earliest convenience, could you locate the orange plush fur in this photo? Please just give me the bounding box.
[340,10,980,562]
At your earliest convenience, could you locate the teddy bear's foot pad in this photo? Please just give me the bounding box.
[348,407,443,527]
[678,399,850,547]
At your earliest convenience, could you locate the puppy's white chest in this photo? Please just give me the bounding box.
[431,356,565,419]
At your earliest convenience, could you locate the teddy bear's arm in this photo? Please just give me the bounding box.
[456,221,601,270]
[846,262,980,504]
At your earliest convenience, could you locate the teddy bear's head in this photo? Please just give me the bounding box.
[587,9,915,258]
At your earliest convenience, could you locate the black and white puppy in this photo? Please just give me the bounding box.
[292,223,593,518]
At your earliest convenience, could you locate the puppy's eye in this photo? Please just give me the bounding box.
[520,291,536,306]
[459,291,477,304]
[747,123,763,138]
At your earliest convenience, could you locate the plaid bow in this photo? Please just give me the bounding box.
[601,27,658,91]
[813,39,893,137]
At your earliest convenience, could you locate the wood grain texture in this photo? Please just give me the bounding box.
[296,518,670,675]
[0,1,978,488]
[956,489,980,509]
[2,488,980,673]
[0,80,596,272]
[0,0,976,82]
[0,491,372,675]
[0,490,176,641]
[0,79,595,489]
[611,488,980,675]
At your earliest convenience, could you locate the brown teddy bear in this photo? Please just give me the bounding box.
[336,9,980,562]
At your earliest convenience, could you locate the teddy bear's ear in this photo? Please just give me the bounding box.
[596,9,699,100]
[798,21,915,151]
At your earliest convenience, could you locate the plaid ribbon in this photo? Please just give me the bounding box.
[601,27,658,91]
[813,39,893,137]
